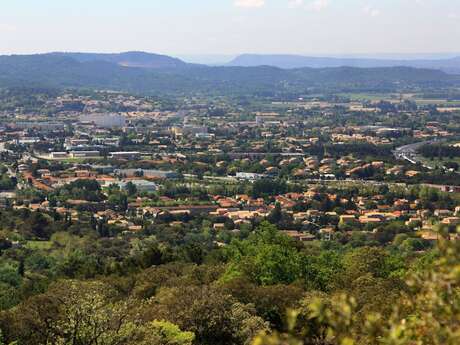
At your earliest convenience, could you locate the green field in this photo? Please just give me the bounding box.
[338,92,397,101]
[25,241,53,250]
[413,99,460,106]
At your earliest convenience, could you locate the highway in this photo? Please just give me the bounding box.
[393,140,438,169]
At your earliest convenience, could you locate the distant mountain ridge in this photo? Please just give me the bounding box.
[8,51,460,73]
[0,53,459,95]
[49,51,188,69]
[228,54,460,74]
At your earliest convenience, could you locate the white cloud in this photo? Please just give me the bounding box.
[305,0,330,12]
[448,13,459,19]
[234,0,265,8]
[288,0,330,12]
[363,5,380,17]
[0,24,16,33]
[288,0,304,9]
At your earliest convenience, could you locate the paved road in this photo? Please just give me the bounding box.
[393,140,438,169]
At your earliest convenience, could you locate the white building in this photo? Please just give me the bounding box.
[50,152,69,159]
[236,172,266,181]
[105,180,158,193]
[79,113,126,128]
[109,152,141,160]
[70,151,100,158]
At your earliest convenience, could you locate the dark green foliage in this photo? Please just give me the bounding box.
[0,54,458,95]
[55,179,105,202]
[419,143,460,158]
[252,180,287,198]
[0,194,440,345]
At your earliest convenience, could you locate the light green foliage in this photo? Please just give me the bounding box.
[151,285,269,345]
[149,320,194,345]
[0,283,20,311]
[0,262,21,287]
[45,281,138,345]
[1,279,193,345]
[125,320,194,345]
[0,261,22,310]
[341,246,401,283]
[223,222,303,285]
[380,237,460,345]
[251,236,460,345]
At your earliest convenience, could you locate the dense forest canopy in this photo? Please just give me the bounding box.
[0,54,459,95]
[0,205,458,345]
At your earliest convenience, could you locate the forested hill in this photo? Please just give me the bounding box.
[0,53,458,95]
[228,53,460,74]
[50,51,189,69]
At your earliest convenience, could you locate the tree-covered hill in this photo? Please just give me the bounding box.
[228,53,460,74]
[50,51,189,69]
[0,53,459,95]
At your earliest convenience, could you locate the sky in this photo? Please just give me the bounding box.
[1,0,460,58]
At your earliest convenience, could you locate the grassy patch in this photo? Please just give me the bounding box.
[338,93,396,101]
[25,241,53,250]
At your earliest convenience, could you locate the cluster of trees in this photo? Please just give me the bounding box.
[0,87,59,114]
[253,235,460,345]
[0,166,16,191]
[53,179,105,203]
[307,143,392,160]
[0,216,446,345]
[419,143,460,159]
[0,176,15,192]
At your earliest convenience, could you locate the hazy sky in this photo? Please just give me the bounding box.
[1,0,460,56]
